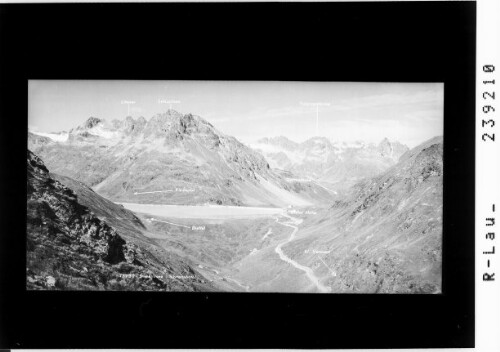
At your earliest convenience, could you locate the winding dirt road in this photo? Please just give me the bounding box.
[274,213,331,293]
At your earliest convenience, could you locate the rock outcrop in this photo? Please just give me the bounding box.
[27,149,214,291]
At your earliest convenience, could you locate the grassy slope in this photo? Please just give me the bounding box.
[135,212,290,291]
[27,150,216,291]
[281,137,443,293]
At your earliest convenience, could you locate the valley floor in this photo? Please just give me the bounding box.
[120,202,332,293]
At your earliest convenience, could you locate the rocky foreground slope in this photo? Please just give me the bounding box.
[29,111,333,207]
[27,150,214,291]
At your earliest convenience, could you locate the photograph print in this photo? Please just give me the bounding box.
[27,80,443,293]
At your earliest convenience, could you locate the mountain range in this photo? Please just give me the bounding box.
[29,110,334,207]
[252,135,409,192]
[27,109,442,293]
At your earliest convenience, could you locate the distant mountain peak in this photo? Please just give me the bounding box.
[375,138,409,160]
[256,136,300,150]
[144,110,215,138]
[166,108,182,115]
[149,110,192,126]
[154,109,184,120]
[83,116,104,129]
[71,116,107,133]
[68,116,120,140]
[302,136,332,146]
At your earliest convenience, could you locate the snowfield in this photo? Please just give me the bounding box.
[31,131,69,142]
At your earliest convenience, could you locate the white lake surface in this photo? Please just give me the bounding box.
[117,202,284,219]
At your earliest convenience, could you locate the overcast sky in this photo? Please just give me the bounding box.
[29,80,443,148]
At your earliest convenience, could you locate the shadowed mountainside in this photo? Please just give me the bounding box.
[27,149,215,291]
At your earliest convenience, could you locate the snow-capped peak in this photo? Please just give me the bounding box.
[30,131,69,142]
[69,117,120,139]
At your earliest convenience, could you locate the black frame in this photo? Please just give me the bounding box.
[0,1,475,349]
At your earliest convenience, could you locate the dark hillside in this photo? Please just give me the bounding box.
[27,149,214,291]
